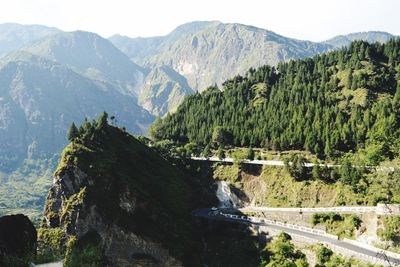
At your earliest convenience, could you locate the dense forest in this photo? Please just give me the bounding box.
[150,39,400,159]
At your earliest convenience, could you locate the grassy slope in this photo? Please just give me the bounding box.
[212,163,391,207]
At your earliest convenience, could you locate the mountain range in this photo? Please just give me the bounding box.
[0,21,396,219]
[110,21,395,99]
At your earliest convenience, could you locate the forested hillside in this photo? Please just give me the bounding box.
[151,40,400,159]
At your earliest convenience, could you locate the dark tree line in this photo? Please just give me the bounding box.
[150,40,400,159]
[67,112,110,144]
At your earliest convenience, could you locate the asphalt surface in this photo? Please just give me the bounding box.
[192,208,400,266]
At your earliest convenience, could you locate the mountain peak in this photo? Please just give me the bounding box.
[20,30,145,97]
[325,31,395,48]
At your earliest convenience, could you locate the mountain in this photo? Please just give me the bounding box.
[110,21,333,93]
[0,23,60,58]
[20,31,145,97]
[150,39,400,159]
[325,31,395,48]
[140,66,194,116]
[109,21,220,63]
[0,51,153,219]
[38,116,263,266]
[39,117,208,266]
[110,22,397,116]
[21,30,197,116]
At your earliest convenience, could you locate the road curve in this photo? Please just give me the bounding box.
[192,208,400,266]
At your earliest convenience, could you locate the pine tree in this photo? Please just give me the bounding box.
[96,111,108,130]
[67,122,79,141]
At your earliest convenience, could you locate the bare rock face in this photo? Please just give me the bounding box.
[42,163,181,267]
[0,214,37,261]
[39,124,197,266]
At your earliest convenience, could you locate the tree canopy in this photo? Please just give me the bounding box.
[151,39,400,159]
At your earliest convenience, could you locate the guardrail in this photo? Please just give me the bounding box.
[324,241,400,267]
[343,238,400,261]
[215,211,400,266]
[190,156,397,172]
[244,206,377,213]
[219,212,338,240]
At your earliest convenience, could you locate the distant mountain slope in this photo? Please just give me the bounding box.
[111,21,332,92]
[325,31,395,48]
[140,66,194,116]
[21,31,145,97]
[21,30,192,115]
[0,51,153,171]
[0,23,60,58]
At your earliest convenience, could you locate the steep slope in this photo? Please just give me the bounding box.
[0,51,152,169]
[325,31,395,48]
[40,117,206,266]
[109,21,220,63]
[140,66,194,116]
[0,23,60,58]
[151,40,400,158]
[21,31,145,97]
[111,21,332,92]
[0,52,153,218]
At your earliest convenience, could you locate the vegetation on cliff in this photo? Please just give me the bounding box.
[39,112,216,266]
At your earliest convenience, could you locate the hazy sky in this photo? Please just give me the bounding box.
[0,0,399,41]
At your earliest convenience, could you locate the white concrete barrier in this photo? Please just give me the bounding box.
[343,238,400,261]
[219,212,338,240]
[241,205,396,214]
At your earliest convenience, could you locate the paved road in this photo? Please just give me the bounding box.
[191,156,338,167]
[190,156,396,172]
[192,208,400,266]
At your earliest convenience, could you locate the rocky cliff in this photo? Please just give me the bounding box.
[39,115,204,266]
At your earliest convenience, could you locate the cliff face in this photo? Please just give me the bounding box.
[40,119,201,266]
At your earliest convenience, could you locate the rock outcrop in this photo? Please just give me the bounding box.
[40,117,199,266]
[0,214,37,261]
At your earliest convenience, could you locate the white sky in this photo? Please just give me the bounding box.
[0,0,399,41]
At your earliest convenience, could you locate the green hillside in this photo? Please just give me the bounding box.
[151,39,400,159]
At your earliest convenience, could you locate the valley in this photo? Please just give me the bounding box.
[0,17,399,267]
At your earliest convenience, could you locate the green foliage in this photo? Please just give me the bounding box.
[218,146,225,159]
[67,122,79,141]
[37,227,67,260]
[212,126,231,147]
[339,158,362,186]
[0,157,57,224]
[246,146,255,160]
[202,144,211,157]
[315,244,333,265]
[313,243,373,267]
[378,216,400,242]
[311,213,361,238]
[148,117,163,141]
[43,113,208,265]
[153,40,400,160]
[260,232,308,267]
[65,244,104,267]
[285,154,308,181]
[96,111,108,130]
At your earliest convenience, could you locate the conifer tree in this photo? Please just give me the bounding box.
[67,122,79,141]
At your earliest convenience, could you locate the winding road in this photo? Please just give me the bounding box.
[192,208,400,266]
